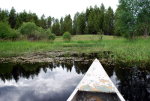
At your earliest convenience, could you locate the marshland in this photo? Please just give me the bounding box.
[0,0,150,101]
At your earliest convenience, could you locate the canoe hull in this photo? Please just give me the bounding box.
[72,91,121,101]
[67,59,125,101]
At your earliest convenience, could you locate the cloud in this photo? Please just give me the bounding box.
[0,66,83,101]
[0,0,118,18]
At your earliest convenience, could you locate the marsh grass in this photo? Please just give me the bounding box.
[0,35,150,63]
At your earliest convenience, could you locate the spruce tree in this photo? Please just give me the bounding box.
[9,7,17,28]
[103,7,114,35]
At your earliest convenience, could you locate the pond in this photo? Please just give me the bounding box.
[0,60,149,101]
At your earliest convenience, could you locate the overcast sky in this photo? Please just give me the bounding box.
[0,0,118,19]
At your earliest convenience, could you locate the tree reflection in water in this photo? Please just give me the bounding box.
[0,61,149,101]
[0,63,45,82]
[115,66,150,101]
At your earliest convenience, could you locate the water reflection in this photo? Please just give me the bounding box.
[0,63,45,82]
[0,62,86,101]
[115,67,150,101]
[0,61,92,83]
[0,61,149,101]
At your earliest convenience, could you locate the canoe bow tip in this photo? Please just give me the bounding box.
[94,58,99,62]
[67,58,126,101]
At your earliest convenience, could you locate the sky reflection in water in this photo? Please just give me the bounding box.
[0,65,83,101]
[0,62,149,101]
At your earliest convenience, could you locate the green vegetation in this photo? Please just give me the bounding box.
[0,0,150,38]
[0,35,150,64]
[0,22,20,40]
[0,1,150,68]
[97,30,104,40]
[0,22,11,39]
[48,33,56,41]
[0,4,114,37]
[63,32,71,41]
[19,22,48,40]
[46,28,55,41]
[19,22,38,35]
[115,0,150,38]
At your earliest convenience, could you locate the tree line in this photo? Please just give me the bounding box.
[0,0,150,40]
[0,4,114,36]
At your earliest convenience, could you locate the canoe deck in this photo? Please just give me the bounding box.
[67,59,125,101]
[75,91,121,101]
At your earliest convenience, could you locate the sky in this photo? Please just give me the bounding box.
[0,0,119,19]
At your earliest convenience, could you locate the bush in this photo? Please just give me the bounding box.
[46,28,55,41]
[19,22,48,40]
[48,33,56,41]
[27,31,41,40]
[37,27,48,39]
[0,22,11,39]
[0,22,20,40]
[19,22,38,35]
[63,32,71,41]
[8,29,20,40]
[46,28,51,34]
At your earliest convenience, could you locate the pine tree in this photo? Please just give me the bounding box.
[51,19,60,35]
[77,13,86,34]
[63,15,72,34]
[103,7,114,35]
[87,7,95,34]
[9,7,17,28]
[39,14,47,29]
[99,4,105,33]
[47,16,52,29]
[60,17,64,35]
[73,12,79,34]
[0,9,9,22]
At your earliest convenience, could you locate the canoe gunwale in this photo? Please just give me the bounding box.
[79,90,118,94]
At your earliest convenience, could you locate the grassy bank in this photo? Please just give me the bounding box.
[0,35,150,64]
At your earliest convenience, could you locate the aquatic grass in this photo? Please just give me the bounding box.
[0,35,150,64]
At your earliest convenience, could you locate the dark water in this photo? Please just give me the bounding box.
[0,61,149,101]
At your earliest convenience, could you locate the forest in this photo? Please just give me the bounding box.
[0,0,150,41]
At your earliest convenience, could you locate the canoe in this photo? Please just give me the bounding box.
[67,59,125,101]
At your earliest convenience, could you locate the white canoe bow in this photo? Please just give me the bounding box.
[67,59,125,101]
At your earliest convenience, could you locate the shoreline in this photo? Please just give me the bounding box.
[0,51,149,69]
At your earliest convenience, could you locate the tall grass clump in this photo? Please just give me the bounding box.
[63,31,71,41]
[8,29,20,40]
[46,28,56,41]
[48,33,56,41]
[97,30,104,40]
